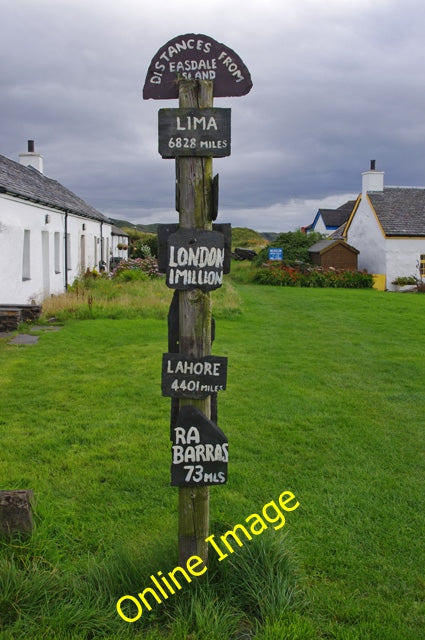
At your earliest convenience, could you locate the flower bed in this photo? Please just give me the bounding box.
[112,257,163,280]
[254,263,374,288]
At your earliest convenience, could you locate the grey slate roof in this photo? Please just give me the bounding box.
[318,201,356,228]
[111,225,129,236]
[368,187,425,236]
[308,239,359,254]
[0,153,109,223]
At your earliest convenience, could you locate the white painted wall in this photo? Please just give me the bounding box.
[312,215,328,235]
[346,197,386,275]
[0,193,113,304]
[385,238,425,288]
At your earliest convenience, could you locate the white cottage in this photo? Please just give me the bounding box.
[344,163,425,290]
[306,200,356,236]
[0,142,126,306]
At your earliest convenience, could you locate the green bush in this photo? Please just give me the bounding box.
[391,276,417,286]
[255,231,323,265]
[115,268,148,282]
[129,234,158,258]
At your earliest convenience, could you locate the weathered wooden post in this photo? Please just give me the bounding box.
[177,78,213,563]
[144,33,252,564]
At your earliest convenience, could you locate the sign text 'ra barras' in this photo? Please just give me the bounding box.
[143,33,252,99]
[162,353,228,398]
[171,406,228,487]
[166,229,224,291]
[158,108,231,158]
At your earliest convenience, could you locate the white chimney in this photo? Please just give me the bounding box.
[19,140,44,173]
[362,159,384,196]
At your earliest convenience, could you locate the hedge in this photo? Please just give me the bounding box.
[254,263,374,288]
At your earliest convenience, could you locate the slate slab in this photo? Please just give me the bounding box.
[0,490,34,538]
[9,334,39,345]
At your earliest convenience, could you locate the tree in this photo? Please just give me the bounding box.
[254,230,323,265]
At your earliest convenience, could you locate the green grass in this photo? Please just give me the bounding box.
[1,284,425,638]
[39,275,242,322]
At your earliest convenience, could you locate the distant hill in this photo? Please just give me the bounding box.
[111,219,277,245]
[261,232,279,242]
[110,218,158,234]
[231,227,268,249]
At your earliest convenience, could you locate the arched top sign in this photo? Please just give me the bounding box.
[143,33,252,100]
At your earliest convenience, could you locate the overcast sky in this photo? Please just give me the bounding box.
[3,0,425,231]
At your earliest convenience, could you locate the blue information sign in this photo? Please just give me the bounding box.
[268,247,283,261]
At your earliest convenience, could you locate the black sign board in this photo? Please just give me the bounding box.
[166,228,224,291]
[143,33,252,100]
[162,353,227,398]
[157,224,231,275]
[159,108,230,158]
[171,406,228,486]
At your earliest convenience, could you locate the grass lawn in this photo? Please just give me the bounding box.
[0,282,424,639]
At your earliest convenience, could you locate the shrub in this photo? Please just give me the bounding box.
[392,276,417,286]
[129,234,158,258]
[254,263,374,288]
[255,231,323,265]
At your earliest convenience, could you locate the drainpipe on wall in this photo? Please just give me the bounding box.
[100,221,105,271]
[64,212,69,290]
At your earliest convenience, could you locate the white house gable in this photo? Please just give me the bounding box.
[344,163,425,289]
[346,196,386,275]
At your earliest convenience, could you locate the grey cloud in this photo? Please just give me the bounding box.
[2,0,425,232]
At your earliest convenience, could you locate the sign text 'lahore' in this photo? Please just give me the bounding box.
[162,353,228,398]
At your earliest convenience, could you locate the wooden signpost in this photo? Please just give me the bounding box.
[144,33,251,565]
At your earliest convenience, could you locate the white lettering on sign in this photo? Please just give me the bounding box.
[172,442,229,464]
[180,70,217,81]
[218,50,245,82]
[169,59,217,72]
[183,466,226,484]
[199,140,228,150]
[174,426,200,445]
[170,379,225,394]
[169,245,224,269]
[166,137,228,153]
[168,269,223,287]
[151,48,245,85]
[150,37,214,84]
[159,38,213,63]
[167,359,222,377]
[176,115,218,131]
